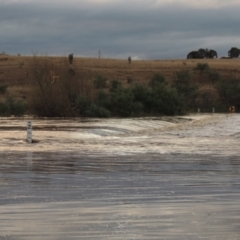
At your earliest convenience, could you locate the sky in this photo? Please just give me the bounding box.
[1,0,240,59]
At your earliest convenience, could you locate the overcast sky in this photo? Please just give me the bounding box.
[1,0,240,59]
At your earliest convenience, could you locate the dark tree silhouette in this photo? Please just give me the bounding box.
[187,51,202,59]
[206,49,218,58]
[228,47,240,58]
[198,48,207,58]
[187,48,218,59]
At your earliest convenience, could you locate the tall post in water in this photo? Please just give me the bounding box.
[27,121,32,143]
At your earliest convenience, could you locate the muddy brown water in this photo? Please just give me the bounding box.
[0,114,239,239]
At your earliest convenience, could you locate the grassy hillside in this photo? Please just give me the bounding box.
[0,55,240,116]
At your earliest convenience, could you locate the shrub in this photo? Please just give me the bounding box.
[0,97,26,116]
[109,80,122,92]
[131,78,185,115]
[85,104,111,118]
[131,83,150,112]
[147,85,185,115]
[207,69,220,85]
[75,95,111,117]
[194,87,219,112]
[109,87,135,117]
[95,90,112,109]
[0,83,8,94]
[174,70,190,85]
[132,83,149,102]
[127,76,133,84]
[194,62,210,74]
[0,102,8,115]
[148,74,166,88]
[75,95,92,116]
[172,70,198,109]
[93,75,107,89]
[216,78,240,109]
[6,97,26,116]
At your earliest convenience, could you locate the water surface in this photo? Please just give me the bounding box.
[0,114,239,239]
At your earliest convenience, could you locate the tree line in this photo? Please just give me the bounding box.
[1,55,240,117]
[187,47,240,59]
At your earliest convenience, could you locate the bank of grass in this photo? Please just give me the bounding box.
[1,55,240,85]
[0,55,240,116]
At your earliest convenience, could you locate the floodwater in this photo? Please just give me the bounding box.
[0,114,239,240]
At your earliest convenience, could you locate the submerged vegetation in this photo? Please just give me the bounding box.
[0,55,240,117]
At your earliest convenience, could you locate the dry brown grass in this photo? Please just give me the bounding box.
[0,55,240,103]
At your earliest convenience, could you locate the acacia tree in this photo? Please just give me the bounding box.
[187,48,218,59]
[206,49,218,58]
[187,51,200,59]
[228,47,240,58]
[198,48,207,58]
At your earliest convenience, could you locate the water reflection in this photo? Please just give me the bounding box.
[0,151,239,176]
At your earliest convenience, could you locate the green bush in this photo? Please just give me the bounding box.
[94,88,143,117]
[147,85,185,115]
[216,78,240,109]
[93,75,107,89]
[75,75,187,117]
[148,74,166,88]
[207,69,221,85]
[172,71,187,91]
[194,87,219,112]
[109,80,122,92]
[75,95,92,116]
[0,97,26,116]
[131,83,149,102]
[172,70,198,109]
[95,90,112,109]
[85,104,111,118]
[75,95,111,117]
[109,87,135,117]
[131,79,186,115]
[0,102,8,115]
[127,76,133,84]
[131,83,151,112]
[194,62,210,74]
[0,83,8,94]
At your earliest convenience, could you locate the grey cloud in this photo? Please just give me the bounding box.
[0,2,240,58]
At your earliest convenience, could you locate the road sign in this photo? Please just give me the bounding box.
[229,106,235,112]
